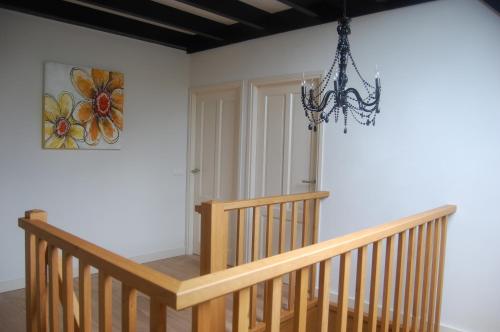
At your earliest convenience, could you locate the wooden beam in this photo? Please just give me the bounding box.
[77,0,226,40]
[0,0,194,51]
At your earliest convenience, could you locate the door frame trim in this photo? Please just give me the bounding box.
[185,81,245,255]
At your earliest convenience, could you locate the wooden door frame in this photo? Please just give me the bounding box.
[185,81,246,255]
[245,72,325,258]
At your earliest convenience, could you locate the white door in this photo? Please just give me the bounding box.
[191,87,240,254]
[254,80,318,198]
[253,79,319,255]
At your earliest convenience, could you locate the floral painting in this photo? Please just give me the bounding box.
[43,62,124,149]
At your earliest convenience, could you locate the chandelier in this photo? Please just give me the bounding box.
[301,5,381,134]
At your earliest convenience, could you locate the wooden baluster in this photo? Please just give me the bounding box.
[263,205,274,322]
[25,231,38,332]
[58,255,80,329]
[337,252,352,332]
[411,224,426,332]
[368,241,382,332]
[48,246,60,332]
[79,262,92,332]
[233,288,251,332]
[99,272,112,332]
[37,239,48,332]
[403,228,416,332]
[122,284,137,332]
[266,204,274,257]
[288,202,298,311]
[301,200,311,297]
[265,277,283,332]
[293,267,309,332]
[250,206,260,327]
[192,302,211,332]
[434,217,449,332]
[392,231,408,332]
[24,210,47,332]
[381,236,395,332]
[310,199,321,299]
[234,208,247,330]
[302,200,310,248]
[353,246,367,332]
[279,203,287,254]
[427,220,441,332]
[62,251,74,332]
[421,221,435,331]
[317,259,331,332]
[236,208,246,266]
[150,297,166,332]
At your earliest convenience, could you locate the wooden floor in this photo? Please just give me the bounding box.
[0,255,201,332]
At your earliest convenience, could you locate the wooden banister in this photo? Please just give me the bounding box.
[194,192,330,215]
[18,218,180,306]
[175,204,456,309]
[20,201,455,332]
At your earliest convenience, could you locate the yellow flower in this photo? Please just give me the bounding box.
[71,68,123,145]
[44,92,85,149]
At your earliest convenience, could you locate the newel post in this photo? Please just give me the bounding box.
[192,201,228,332]
[23,210,48,332]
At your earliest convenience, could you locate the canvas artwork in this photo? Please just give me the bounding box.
[43,62,124,149]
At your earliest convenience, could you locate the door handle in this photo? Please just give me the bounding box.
[301,179,316,184]
[191,168,200,174]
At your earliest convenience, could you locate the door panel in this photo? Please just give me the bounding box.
[253,79,319,257]
[192,88,240,254]
[254,81,318,198]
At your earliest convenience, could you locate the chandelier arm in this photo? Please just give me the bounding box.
[344,85,380,108]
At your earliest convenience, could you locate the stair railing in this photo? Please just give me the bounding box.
[19,203,455,332]
[182,204,456,332]
[194,191,330,330]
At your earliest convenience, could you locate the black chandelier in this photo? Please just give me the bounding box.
[301,4,381,134]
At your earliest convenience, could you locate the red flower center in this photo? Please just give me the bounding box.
[55,118,70,137]
[95,91,111,116]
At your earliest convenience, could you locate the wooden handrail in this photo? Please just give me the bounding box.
[194,191,330,213]
[175,204,456,309]
[20,202,455,332]
[18,218,180,307]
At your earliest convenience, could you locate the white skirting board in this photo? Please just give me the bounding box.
[326,290,464,332]
[0,247,185,293]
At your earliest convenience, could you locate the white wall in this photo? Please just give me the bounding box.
[0,9,189,290]
[190,1,500,331]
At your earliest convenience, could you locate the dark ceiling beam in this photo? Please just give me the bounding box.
[342,0,436,18]
[483,0,500,13]
[186,8,330,53]
[174,0,269,30]
[186,0,437,53]
[0,0,196,51]
[77,0,227,41]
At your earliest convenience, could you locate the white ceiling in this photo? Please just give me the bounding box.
[239,0,290,14]
[152,0,290,26]
[152,0,237,25]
